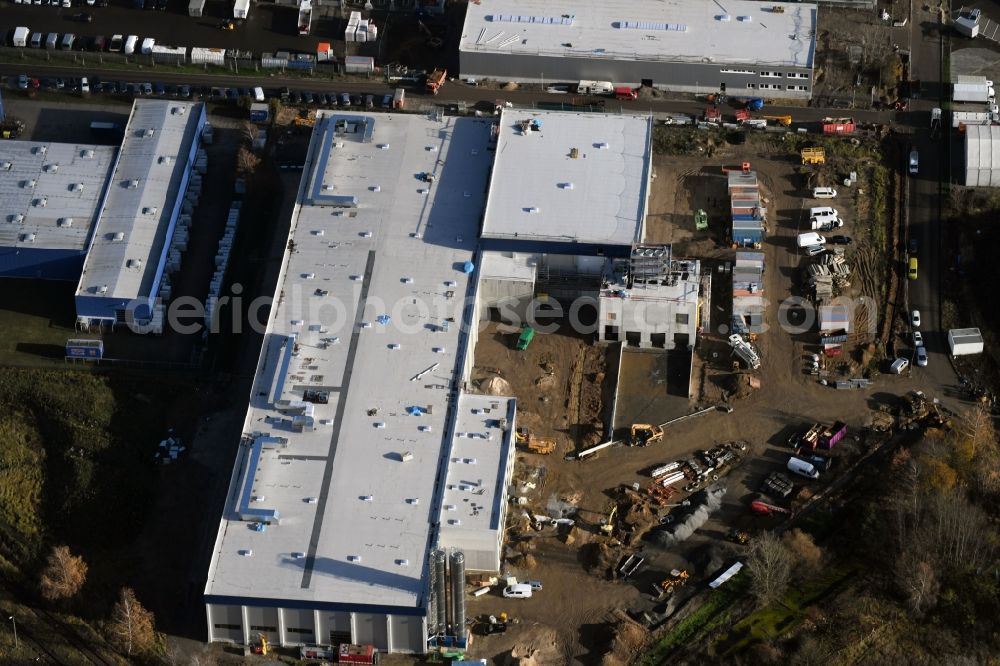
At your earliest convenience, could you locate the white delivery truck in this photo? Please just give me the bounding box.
[124,35,138,56]
[141,37,155,54]
[796,232,826,248]
[952,75,996,103]
[13,27,30,48]
[233,0,250,19]
[787,456,820,479]
[577,80,614,95]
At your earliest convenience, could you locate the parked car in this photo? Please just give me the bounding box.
[316,92,329,106]
[890,357,909,374]
[302,90,314,104]
[17,74,29,90]
[79,77,89,94]
[916,346,928,367]
[339,92,351,106]
[908,257,918,280]
[911,310,921,327]
[381,93,392,108]
[829,235,852,245]
[179,84,191,98]
[908,238,918,255]
[364,94,374,108]
[502,584,532,599]
[913,331,923,347]
[350,94,363,106]
[153,82,166,96]
[141,82,153,95]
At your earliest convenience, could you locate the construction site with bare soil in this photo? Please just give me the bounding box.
[451,102,974,665]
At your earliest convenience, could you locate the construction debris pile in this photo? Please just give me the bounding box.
[649,441,747,494]
[807,249,853,300]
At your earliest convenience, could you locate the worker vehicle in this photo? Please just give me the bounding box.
[577,80,614,95]
[109,34,123,52]
[30,32,42,48]
[812,187,837,199]
[515,325,535,350]
[800,147,825,164]
[727,528,750,544]
[796,232,826,248]
[787,456,820,480]
[46,33,59,50]
[599,502,618,536]
[1,119,26,140]
[652,569,689,597]
[336,643,380,664]
[425,68,446,94]
[890,357,909,374]
[809,206,839,222]
[614,86,638,100]
[124,35,138,56]
[913,331,923,347]
[12,27,30,48]
[502,583,532,599]
[515,428,556,454]
[908,257,918,280]
[762,114,793,126]
[630,423,663,447]
[829,235,852,245]
[252,634,269,655]
[802,453,833,473]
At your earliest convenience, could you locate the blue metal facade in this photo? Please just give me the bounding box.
[0,246,87,280]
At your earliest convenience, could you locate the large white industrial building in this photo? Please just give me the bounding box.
[74,100,206,328]
[0,141,116,280]
[460,0,818,98]
[204,112,516,653]
[964,124,1000,186]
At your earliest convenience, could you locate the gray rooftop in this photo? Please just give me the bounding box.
[438,394,515,542]
[481,109,651,247]
[461,0,817,68]
[76,100,203,301]
[204,112,496,610]
[0,142,116,252]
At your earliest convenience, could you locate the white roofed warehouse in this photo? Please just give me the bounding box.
[74,99,206,329]
[0,141,116,280]
[204,112,517,654]
[964,124,1000,187]
[460,0,818,98]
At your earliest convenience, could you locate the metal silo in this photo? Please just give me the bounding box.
[431,549,448,634]
[449,550,466,641]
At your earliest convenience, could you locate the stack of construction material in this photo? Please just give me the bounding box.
[807,253,852,298]
[729,171,766,248]
[205,204,238,327]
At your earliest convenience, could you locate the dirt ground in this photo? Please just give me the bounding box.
[463,132,950,665]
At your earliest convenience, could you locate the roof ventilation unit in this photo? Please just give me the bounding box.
[291,552,305,559]
[127,259,143,269]
[96,285,108,295]
[81,149,94,159]
[1,162,11,171]
[718,14,732,21]
[595,142,609,149]
[159,156,171,165]
[559,182,574,189]
[34,146,47,155]
[396,559,410,566]
[347,555,362,562]
[738,15,753,22]
[9,214,24,224]
[70,183,84,192]
[112,232,125,242]
[144,128,155,138]
[33,197,47,207]
[21,233,36,243]
[44,164,58,173]
[58,218,73,228]
[143,206,158,215]
[239,549,253,557]
[171,106,186,115]
[127,179,139,189]
[23,179,35,189]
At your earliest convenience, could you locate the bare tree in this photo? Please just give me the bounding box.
[241,122,258,145]
[237,147,260,176]
[782,529,823,573]
[895,550,939,614]
[746,531,792,607]
[107,587,155,657]
[38,545,88,602]
[928,490,994,571]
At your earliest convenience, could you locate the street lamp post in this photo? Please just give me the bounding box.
[8,616,17,651]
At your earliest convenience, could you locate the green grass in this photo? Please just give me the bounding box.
[0,280,78,367]
[712,564,857,657]
[634,575,749,666]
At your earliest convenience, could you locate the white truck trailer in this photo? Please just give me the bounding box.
[953,75,996,104]
[233,0,250,19]
[948,328,984,356]
[13,27,30,48]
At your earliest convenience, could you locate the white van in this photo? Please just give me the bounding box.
[796,232,825,248]
[812,187,837,199]
[140,37,155,54]
[577,80,614,95]
[61,33,75,50]
[787,456,820,480]
[253,86,265,102]
[808,206,838,221]
[124,35,138,56]
[890,357,909,374]
[46,33,59,50]
[502,583,533,599]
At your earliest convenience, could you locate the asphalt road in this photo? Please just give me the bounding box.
[903,11,959,393]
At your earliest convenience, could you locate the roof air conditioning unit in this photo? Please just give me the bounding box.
[58,218,73,228]
[45,164,59,173]
[127,179,139,189]
[143,206,158,215]
[159,156,171,165]
[1,162,11,171]
[34,146,47,155]
[96,285,108,295]
[33,197,47,207]
[145,128,155,138]
[9,214,24,224]
[347,555,362,562]
[23,179,35,189]
[112,232,125,242]
[81,149,94,159]
[70,183,84,192]
[21,233,36,243]
[127,259,142,269]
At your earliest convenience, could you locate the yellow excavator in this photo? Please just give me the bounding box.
[515,428,556,454]
[656,569,689,594]
[599,502,618,535]
[630,423,663,447]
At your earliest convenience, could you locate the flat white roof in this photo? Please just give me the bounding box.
[204,113,496,609]
[461,0,817,68]
[439,394,515,538]
[76,100,203,301]
[481,109,651,246]
[0,142,116,252]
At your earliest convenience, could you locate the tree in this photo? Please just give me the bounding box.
[38,545,88,602]
[107,587,155,657]
[241,122,258,146]
[236,147,260,176]
[782,529,823,573]
[746,531,792,607]
[895,550,939,614]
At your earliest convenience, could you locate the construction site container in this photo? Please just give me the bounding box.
[953,75,995,103]
[190,47,226,66]
[345,55,375,74]
[393,88,405,109]
[948,328,984,356]
[819,422,847,449]
[151,45,186,64]
[188,0,205,15]
[822,120,855,134]
[13,27,30,48]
